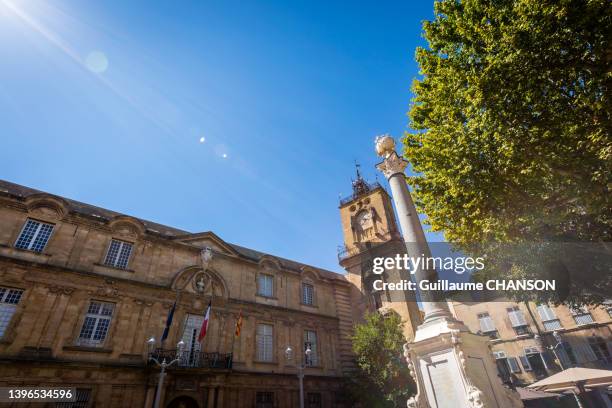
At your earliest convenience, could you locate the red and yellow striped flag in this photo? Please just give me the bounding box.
[235,309,243,337]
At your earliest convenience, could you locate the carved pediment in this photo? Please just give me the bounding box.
[24,194,70,220]
[173,231,238,256]
[171,266,228,299]
[109,216,145,238]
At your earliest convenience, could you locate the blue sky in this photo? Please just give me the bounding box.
[0,0,443,272]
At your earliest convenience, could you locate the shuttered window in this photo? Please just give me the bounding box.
[574,341,598,363]
[507,306,530,335]
[256,324,273,362]
[304,330,318,366]
[557,342,578,367]
[0,287,24,338]
[507,357,521,373]
[536,304,563,331]
[507,307,527,327]
[15,219,54,253]
[519,355,532,371]
[104,239,133,269]
[257,274,274,297]
[477,312,496,333]
[588,337,611,362]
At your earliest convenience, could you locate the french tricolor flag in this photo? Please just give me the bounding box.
[198,301,212,343]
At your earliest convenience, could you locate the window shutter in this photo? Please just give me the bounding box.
[519,355,532,371]
[507,357,521,373]
[0,303,17,338]
[540,351,556,370]
[479,315,495,333]
[574,342,598,363]
[508,309,527,327]
[557,348,572,368]
[537,304,556,321]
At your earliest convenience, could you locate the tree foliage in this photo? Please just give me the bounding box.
[348,311,415,407]
[405,0,611,303]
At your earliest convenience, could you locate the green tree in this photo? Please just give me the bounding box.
[405,0,611,304]
[348,311,415,407]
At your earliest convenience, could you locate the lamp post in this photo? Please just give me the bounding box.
[285,344,312,408]
[535,331,566,371]
[147,337,185,408]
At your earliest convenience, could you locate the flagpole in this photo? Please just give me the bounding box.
[230,308,242,368]
[161,289,181,349]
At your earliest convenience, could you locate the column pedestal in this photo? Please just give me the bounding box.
[404,319,522,408]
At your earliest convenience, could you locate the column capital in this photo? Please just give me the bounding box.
[376,151,408,179]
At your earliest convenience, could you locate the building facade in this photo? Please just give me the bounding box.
[0,180,362,408]
[450,297,612,386]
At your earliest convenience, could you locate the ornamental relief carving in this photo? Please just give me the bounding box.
[87,279,120,298]
[47,285,75,295]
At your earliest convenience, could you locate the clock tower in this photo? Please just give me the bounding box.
[338,166,422,341]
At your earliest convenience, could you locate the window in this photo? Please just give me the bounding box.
[522,347,548,378]
[571,306,594,325]
[507,306,530,335]
[257,274,274,297]
[0,287,24,338]
[304,330,318,367]
[104,239,133,269]
[477,312,498,339]
[507,357,521,373]
[536,304,563,331]
[306,393,322,408]
[302,283,314,305]
[56,389,91,408]
[574,341,598,363]
[256,392,274,408]
[77,301,114,346]
[557,341,578,367]
[588,336,611,362]
[256,324,273,362]
[14,219,54,253]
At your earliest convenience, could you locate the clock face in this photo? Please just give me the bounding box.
[357,210,373,229]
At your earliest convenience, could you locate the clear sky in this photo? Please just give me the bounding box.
[0,0,443,272]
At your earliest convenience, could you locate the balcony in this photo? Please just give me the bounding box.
[339,181,384,206]
[337,229,400,262]
[149,349,233,370]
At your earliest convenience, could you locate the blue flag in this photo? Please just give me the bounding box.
[161,302,176,342]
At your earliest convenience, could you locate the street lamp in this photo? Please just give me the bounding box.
[147,337,185,408]
[285,344,312,408]
[535,331,566,370]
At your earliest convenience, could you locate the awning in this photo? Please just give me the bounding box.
[527,367,612,392]
[516,387,562,400]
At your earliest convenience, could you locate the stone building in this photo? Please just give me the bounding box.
[0,179,365,408]
[449,297,612,385]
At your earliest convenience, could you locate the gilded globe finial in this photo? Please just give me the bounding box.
[374,134,396,157]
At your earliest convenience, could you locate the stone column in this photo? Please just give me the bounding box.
[374,135,452,323]
[374,135,522,408]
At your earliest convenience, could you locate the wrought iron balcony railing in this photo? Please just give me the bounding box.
[339,181,384,206]
[149,349,233,370]
[337,229,400,262]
